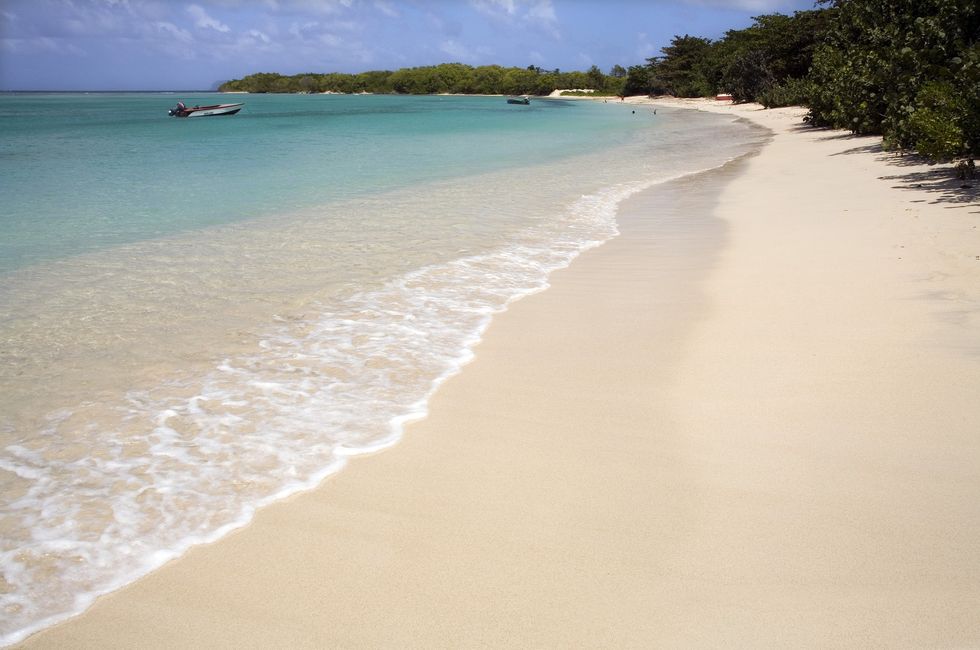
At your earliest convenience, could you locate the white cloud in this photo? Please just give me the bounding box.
[471,0,518,17]
[425,11,462,38]
[187,5,230,33]
[288,20,318,39]
[62,5,127,36]
[440,39,473,61]
[331,20,360,32]
[155,21,193,44]
[205,0,278,7]
[198,0,355,16]
[0,35,86,56]
[675,0,804,9]
[635,32,656,61]
[272,0,354,15]
[245,28,270,44]
[526,0,558,39]
[469,0,559,39]
[374,1,398,18]
[526,0,555,23]
[285,19,354,50]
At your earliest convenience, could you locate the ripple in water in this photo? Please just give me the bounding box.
[0,105,766,645]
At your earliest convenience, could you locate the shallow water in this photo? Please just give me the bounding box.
[0,93,766,644]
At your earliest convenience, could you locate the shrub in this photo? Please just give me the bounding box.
[908,81,968,160]
[758,77,814,108]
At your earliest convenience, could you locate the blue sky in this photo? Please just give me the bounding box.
[1,0,817,90]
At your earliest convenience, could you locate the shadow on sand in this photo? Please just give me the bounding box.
[787,124,979,213]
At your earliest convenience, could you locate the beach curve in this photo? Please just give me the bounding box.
[19,99,980,648]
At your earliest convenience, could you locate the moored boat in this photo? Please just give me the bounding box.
[507,95,531,105]
[168,102,244,117]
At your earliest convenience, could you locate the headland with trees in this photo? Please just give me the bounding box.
[220,0,977,163]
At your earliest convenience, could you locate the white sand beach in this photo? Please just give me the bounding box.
[21,99,980,648]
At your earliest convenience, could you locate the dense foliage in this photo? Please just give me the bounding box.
[624,0,978,160]
[628,10,834,106]
[219,64,626,96]
[807,0,979,159]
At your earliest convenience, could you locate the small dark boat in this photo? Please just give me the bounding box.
[507,96,531,105]
[168,102,244,118]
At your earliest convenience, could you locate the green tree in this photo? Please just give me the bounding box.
[808,0,980,158]
[649,35,714,97]
[586,64,605,90]
[908,80,968,159]
[621,64,656,96]
[472,65,505,94]
[703,10,835,103]
[501,68,539,94]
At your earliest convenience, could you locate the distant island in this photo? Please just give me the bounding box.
[218,64,627,97]
[222,2,977,165]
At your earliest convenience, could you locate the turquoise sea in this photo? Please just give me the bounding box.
[3,93,637,271]
[0,92,765,643]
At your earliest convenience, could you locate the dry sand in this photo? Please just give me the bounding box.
[22,100,980,648]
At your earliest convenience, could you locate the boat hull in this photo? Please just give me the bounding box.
[171,103,243,118]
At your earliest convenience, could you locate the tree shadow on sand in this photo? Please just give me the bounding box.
[787,126,980,212]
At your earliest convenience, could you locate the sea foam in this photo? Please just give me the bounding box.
[0,177,633,645]
[0,101,764,645]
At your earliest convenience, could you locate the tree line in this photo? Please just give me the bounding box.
[219,64,627,97]
[220,0,977,161]
[622,0,978,161]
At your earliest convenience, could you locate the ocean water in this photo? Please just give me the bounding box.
[0,92,765,643]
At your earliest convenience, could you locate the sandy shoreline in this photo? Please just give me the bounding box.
[21,100,980,647]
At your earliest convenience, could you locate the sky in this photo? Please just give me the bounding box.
[1,0,818,91]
